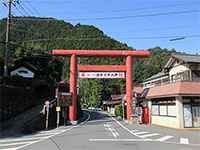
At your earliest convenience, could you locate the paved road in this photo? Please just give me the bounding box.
[0,110,200,150]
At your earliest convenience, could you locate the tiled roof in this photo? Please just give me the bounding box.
[144,71,168,82]
[172,53,200,63]
[146,81,200,99]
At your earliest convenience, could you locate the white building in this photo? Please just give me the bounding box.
[142,53,200,128]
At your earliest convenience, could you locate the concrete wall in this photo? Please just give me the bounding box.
[151,116,178,128]
[176,96,184,128]
[150,96,184,129]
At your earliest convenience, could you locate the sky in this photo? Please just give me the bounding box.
[0,0,200,54]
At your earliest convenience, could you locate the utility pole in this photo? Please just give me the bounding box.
[4,0,12,77]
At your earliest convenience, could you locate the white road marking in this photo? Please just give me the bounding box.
[111,117,141,138]
[89,138,152,142]
[104,123,119,138]
[30,132,58,137]
[110,115,197,146]
[2,111,91,150]
[0,141,36,147]
[89,119,112,123]
[139,133,159,138]
[0,148,18,150]
[38,129,66,134]
[0,136,50,143]
[131,129,139,133]
[156,136,174,142]
[180,138,189,144]
[134,131,149,135]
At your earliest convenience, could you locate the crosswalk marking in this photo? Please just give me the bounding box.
[134,131,149,135]
[156,136,174,142]
[139,133,159,138]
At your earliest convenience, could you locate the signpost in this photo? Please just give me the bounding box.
[45,100,50,130]
[56,106,61,128]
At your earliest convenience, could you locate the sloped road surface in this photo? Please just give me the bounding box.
[1,110,200,150]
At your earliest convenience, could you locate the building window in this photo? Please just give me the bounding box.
[160,105,167,116]
[167,105,176,117]
[152,100,176,117]
[152,105,159,115]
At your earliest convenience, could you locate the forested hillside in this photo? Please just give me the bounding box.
[0,17,174,107]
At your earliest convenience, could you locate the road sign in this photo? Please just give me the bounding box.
[79,72,125,79]
[56,106,61,112]
[58,92,72,107]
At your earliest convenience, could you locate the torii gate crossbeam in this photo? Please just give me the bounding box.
[52,50,150,124]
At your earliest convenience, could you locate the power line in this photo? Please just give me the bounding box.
[21,0,200,15]
[23,0,73,4]
[12,17,54,21]
[15,1,31,16]
[12,2,26,16]
[15,34,200,44]
[65,9,200,21]
[11,9,200,22]
[20,2,35,15]
[22,1,40,16]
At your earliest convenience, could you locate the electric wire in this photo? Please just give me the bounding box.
[21,0,200,15]
[22,1,40,16]
[10,9,200,22]
[65,9,200,21]
[16,2,31,16]
[17,34,200,44]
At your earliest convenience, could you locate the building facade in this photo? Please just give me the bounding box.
[142,54,200,128]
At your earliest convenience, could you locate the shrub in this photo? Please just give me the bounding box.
[115,104,123,117]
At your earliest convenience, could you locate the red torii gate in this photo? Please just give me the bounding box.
[52,50,150,124]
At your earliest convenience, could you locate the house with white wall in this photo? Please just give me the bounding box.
[142,53,200,128]
[10,62,39,79]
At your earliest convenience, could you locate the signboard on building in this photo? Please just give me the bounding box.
[79,72,125,79]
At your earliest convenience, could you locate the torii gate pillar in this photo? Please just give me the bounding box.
[52,50,150,124]
[126,56,133,122]
[69,54,78,123]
